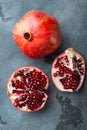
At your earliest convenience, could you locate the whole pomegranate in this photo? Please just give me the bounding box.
[51,48,85,92]
[13,10,61,59]
[7,66,49,112]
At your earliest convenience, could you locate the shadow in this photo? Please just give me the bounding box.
[56,92,83,130]
[0,115,7,125]
[0,2,12,22]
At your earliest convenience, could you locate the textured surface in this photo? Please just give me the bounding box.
[0,0,87,130]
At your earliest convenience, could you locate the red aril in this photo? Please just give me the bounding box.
[51,48,85,92]
[7,66,49,112]
[13,10,61,59]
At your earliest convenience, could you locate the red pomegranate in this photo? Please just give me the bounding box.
[51,48,85,92]
[7,66,49,112]
[13,10,61,59]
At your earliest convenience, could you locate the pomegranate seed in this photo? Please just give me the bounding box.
[19,95,27,101]
[63,55,69,65]
[53,73,57,77]
[12,69,47,91]
[13,90,24,94]
[60,70,80,90]
[54,55,70,71]
[77,58,82,63]
[72,56,77,68]
[14,91,46,109]
[79,67,85,75]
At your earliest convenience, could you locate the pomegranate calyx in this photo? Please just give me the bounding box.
[23,32,32,40]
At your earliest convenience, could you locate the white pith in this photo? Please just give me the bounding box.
[7,66,48,112]
[52,48,85,92]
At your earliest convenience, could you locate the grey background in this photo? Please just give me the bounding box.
[0,0,87,130]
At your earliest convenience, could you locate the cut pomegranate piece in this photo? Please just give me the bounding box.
[51,48,85,92]
[7,66,49,112]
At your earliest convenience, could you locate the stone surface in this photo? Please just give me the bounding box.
[0,0,87,130]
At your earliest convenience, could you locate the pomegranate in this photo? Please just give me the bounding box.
[13,10,61,59]
[51,48,85,92]
[7,66,49,112]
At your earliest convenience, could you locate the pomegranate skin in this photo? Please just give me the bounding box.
[13,10,61,59]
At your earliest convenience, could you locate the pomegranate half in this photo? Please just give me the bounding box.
[13,10,61,59]
[7,66,49,112]
[51,48,85,92]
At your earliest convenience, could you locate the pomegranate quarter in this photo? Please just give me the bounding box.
[51,48,85,92]
[7,66,49,112]
[13,10,61,59]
